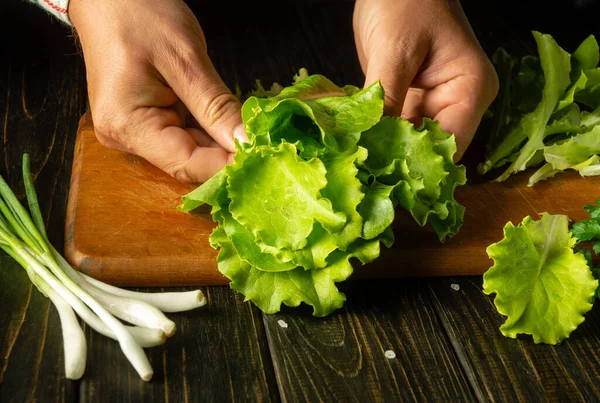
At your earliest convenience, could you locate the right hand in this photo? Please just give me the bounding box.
[353,0,499,160]
[70,0,247,183]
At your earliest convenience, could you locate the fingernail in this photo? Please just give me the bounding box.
[233,124,249,145]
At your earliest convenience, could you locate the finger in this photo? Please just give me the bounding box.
[422,85,485,161]
[400,88,424,126]
[363,40,428,116]
[155,37,247,153]
[421,72,498,161]
[127,107,230,183]
[432,103,482,162]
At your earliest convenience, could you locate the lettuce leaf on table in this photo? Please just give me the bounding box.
[483,213,597,344]
[180,72,466,316]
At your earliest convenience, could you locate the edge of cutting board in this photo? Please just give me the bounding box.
[64,113,600,286]
[64,113,227,286]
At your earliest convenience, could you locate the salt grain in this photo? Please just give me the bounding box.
[384,350,396,359]
[450,283,460,291]
[277,319,288,329]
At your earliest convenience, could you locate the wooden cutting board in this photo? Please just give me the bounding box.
[64,113,600,286]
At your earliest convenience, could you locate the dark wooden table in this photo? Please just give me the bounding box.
[2,1,600,401]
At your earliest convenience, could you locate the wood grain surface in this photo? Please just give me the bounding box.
[428,277,600,402]
[3,0,600,402]
[64,114,223,286]
[0,2,87,401]
[79,286,280,403]
[262,279,476,402]
[65,113,600,286]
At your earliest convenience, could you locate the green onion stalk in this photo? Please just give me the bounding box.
[0,154,207,381]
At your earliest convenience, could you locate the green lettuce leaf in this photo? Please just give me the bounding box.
[483,213,597,344]
[556,71,587,112]
[545,103,582,136]
[211,224,382,317]
[358,184,395,240]
[242,76,384,152]
[180,70,466,316]
[493,32,572,181]
[480,33,600,185]
[227,141,346,251]
[581,105,600,128]
[576,69,600,110]
[359,117,466,241]
[572,35,600,73]
[319,146,368,249]
[554,35,598,111]
[528,126,600,185]
[179,169,227,214]
[220,204,297,272]
[544,126,600,168]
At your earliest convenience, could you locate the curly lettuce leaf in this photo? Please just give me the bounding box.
[360,117,448,203]
[483,213,597,344]
[180,70,465,316]
[319,146,368,249]
[211,225,381,317]
[420,119,467,239]
[227,142,346,251]
[220,204,297,272]
[359,117,466,241]
[242,76,384,152]
[357,184,395,240]
[179,169,227,214]
[257,143,368,270]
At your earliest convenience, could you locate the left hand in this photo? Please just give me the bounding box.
[353,0,499,159]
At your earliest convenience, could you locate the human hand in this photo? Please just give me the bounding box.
[70,0,246,183]
[353,0,499,159]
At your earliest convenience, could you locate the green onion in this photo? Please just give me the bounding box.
[0,154,208,381]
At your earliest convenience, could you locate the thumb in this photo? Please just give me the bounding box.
[363,42,428,117]
[158,46,247,153]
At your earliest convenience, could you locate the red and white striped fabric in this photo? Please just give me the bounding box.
[30,0,71,25]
